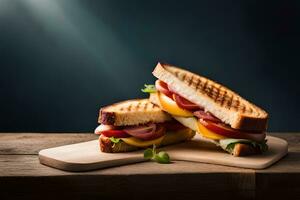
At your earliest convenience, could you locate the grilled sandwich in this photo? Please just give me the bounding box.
[95,99,195,153]
[146,62,268,156]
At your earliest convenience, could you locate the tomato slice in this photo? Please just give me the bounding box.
[100,130,130,138]
[193,110,221,123]
[155,80,173,98]
[173,94,202,111]
[199,119,266,142]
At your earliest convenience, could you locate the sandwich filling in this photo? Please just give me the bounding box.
[148,80,268,154]
[95,120,193,148]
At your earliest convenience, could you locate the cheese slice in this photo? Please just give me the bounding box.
[158,92,193,117]
[121,128,195,148]
[121,136,165,148]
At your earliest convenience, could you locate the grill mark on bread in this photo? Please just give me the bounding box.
[151,102,155,109]
[202,80,208,93]
[153,62,268,131]
[231,97,237,110]
[234,97,240,111]
[145,102,149,110]
[206,84,217,99]
[226,95,232,109]
[127,104,132,112]
[248,106,253,113]
[214,85,221,103]
[194,77,201,90]
[191,77,253,114]
[241,104,246,113]
[212,85,218,99]
[188,75,194,86]
[206,84,213,98]
[220,90,226,106]
[142,102,148,111]
[136,102,141,110]
[182,73,187,83]
[99,99,171,126]
[166,65,263,115]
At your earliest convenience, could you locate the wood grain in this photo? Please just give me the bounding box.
[0,133,98,154]
[0,155,253,176]
[0,133,299,200]
[0,156,255,199]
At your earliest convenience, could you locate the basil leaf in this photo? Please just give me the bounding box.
[144,148,154,159]
[109,137,120,144]
[143,145,171,164]
[141,84,156,93]
[153,151,170,164]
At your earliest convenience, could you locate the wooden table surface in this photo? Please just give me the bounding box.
[0,133,299,200]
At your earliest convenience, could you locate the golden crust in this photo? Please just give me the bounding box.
[99,99,171,126]
[152,62,268,132]
[232,143,262,156]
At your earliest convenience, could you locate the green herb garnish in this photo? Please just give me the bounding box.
[141,84,156,93]
[154,151,170,164]
[143,144,170,164]
[109,137,121,144]
[143,148,154,159]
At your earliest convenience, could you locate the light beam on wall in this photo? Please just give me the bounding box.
[19,0,143,96]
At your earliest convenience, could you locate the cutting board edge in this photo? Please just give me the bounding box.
[173,148,288,169]
[38,136,289,171]
[38,153,146,172]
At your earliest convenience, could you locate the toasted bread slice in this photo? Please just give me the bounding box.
[99,99,172,126]
[99,128,195,153]
[231,143,262,156]
[152,62,268,132]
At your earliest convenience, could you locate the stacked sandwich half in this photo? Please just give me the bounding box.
[94,99,195,153]
[95,62,269,156]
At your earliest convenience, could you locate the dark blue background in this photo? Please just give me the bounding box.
[0,0,299,132]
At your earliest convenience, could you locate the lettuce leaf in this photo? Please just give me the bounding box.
[220,139,268,153]
[141,84,156,93]
[109,137,121,144]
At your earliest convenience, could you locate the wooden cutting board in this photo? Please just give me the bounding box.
[39,135,288,171]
